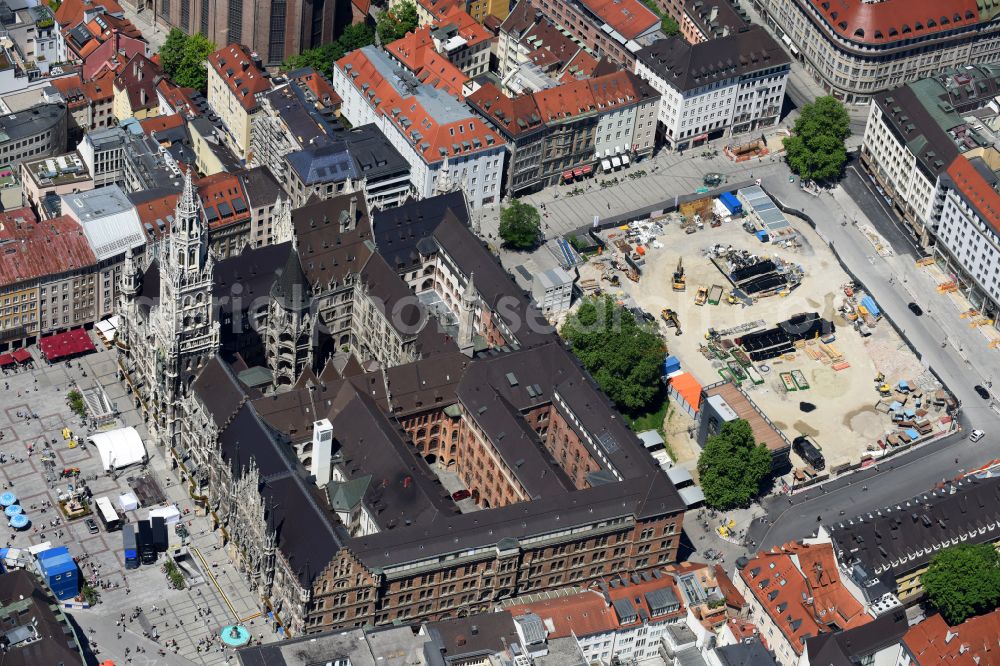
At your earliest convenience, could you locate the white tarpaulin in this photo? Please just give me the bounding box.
[118,492,139,512]
[88,427,146,472]
[147,505,181,525]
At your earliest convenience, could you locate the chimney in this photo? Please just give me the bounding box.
[349,196,357,224]
[311,419,334,487]
[710,6,718,21]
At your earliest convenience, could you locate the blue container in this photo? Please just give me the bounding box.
[663,355,681,376]
[37,547,79,601]
[719,192,742,215]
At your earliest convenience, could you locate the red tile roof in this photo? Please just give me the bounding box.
[385,28,469,98]
[82,28,146,80]
[55,0,124,27]
[469,70,654,136]
[113,53,163,114]
[139,113,185,135]
[578,0,659,40]
[417,0,462,22]
[902,610,1000,665]
[947,155,1000,236]
[289,69,342,108]
[207,43,271,112]
[156,79,203,118]
[808,0,981,46]
[195,172,250,231]
[740,542,871,656]
[0,210,97,287]
[133,192,178,241]
[435,6,492,50]
[336,48,499,164]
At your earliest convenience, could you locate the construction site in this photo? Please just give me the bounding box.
[578,197,955,481]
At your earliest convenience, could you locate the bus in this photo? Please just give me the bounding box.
[94,496,122,532]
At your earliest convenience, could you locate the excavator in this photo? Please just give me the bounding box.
[661,308,682,335]
[672,258,686,291]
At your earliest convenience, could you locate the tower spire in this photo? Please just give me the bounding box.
[176,168,200,229]
[458,272,476,356]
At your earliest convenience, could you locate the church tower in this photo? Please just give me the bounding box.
[151,169,220,446]
[458,273,477,357]
[265,248,314,389]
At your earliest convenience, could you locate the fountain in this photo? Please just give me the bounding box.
[220,625,251,648]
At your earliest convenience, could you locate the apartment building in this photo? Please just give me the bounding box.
[20,152,94,213]
[206,44,273,161]
[48,72,116,144]
[633,27,789,150]
[751,0,1000,104]
[861,65,1000,246]
[678,0,747,43]
[468,71,659,193]
[333,46,506,208]
[428,7,493,78]
[527,0,660,67]
[0,103,67,166]
[111,53,163,122]
[736,541,872,666]
[497,2,600,96]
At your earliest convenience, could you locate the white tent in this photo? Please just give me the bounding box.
[88,427,147,472]
[147,505,181,525]
[118,492,139,512]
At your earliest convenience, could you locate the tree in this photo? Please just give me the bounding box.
[158,30,216,93]
[376,0,418,43]
[696,420,771,510]
[922,543,1000,625]
[283,23,375,79]
[498,200,542,250]
[783,96,851,182]
[561,296,666,412]
[638,0,680,36]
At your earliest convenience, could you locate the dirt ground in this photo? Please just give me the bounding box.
[581,213,945,471]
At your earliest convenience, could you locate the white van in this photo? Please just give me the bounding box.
[970,429,986,443]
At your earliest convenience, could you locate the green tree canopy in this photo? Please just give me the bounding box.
[783,96,851,182]
[376,0,419,43]
[922,543,1000,625]
[560,296,666,412]
[283,23,375,79]
[696,420,771,509]
[498,200,541,250]
[638,0,680,35]
[158,30,216,93]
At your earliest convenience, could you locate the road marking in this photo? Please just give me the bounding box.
[193,547,238,620]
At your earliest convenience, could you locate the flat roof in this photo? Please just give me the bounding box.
[704,382,789,454]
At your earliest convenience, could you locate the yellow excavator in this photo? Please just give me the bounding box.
[661,308,682,335]
[672,258,686,291]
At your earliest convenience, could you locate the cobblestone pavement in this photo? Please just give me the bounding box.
[0,338,281,666]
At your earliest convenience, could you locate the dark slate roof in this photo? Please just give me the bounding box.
[635,26,788,92]
[358,251,426,334]
[372,190,469,273]
[286,141,359,186]
[430,213,554,348]
[714,637,777,666]
[426,611,519,661]
[270,247,312,310]
[191,356,248,430]
[0,570,83,666]
[828,475,1000,585]
[293,194,374,288]
[804,609,908,666]
[213,241,292,314]
[240,165,283,208]
[345,124,409,181]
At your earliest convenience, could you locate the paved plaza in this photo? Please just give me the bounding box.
[0,338,281,666]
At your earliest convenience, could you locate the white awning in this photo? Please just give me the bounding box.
[601,159,612,171]
[781,33,792,47]
[118,492,139,512]
[611,156,622,168]
[88,427,147,472]
[148,505,181,525]
[622,154,631,165]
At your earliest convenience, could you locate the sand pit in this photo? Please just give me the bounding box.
[845,407,884,440]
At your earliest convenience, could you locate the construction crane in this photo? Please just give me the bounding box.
[672,258,686,291]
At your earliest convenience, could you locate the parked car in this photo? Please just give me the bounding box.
[86,518,99,534]
[975,385,991,400]
[907,302,923,316]
[451,489,471,502]
[970,429,986,443]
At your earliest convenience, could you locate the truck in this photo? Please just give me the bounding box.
[122,524,139,570]
[137,520,156,565]
[792,436,826,471]
[151,516,168,553]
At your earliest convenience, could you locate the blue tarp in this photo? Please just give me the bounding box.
[906,428,920,441]
[904,409,916,418]
[898,380,909,390]
[861,295,881,318]
[756,230,769,242]
[889,401,903,410]
[719,192,742,215]
[664,355,681,375]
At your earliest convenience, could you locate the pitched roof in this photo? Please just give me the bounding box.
[901,609,1000,665]
[0,211,98,287]
[635,26,788,92]
[739,542,871,655]
[195,171,250,231]
[207,43,271,111]
[113,53,163,113]
[806,0,982,47]
[55,0,124,27]
[292,194,374,288]
[577,0,659,39]
[947,154,1000,236]
[270,247,312,310]
[385,28,470,99]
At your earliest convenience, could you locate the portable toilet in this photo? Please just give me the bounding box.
[663,355,682,376]
[36,547,78,601]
